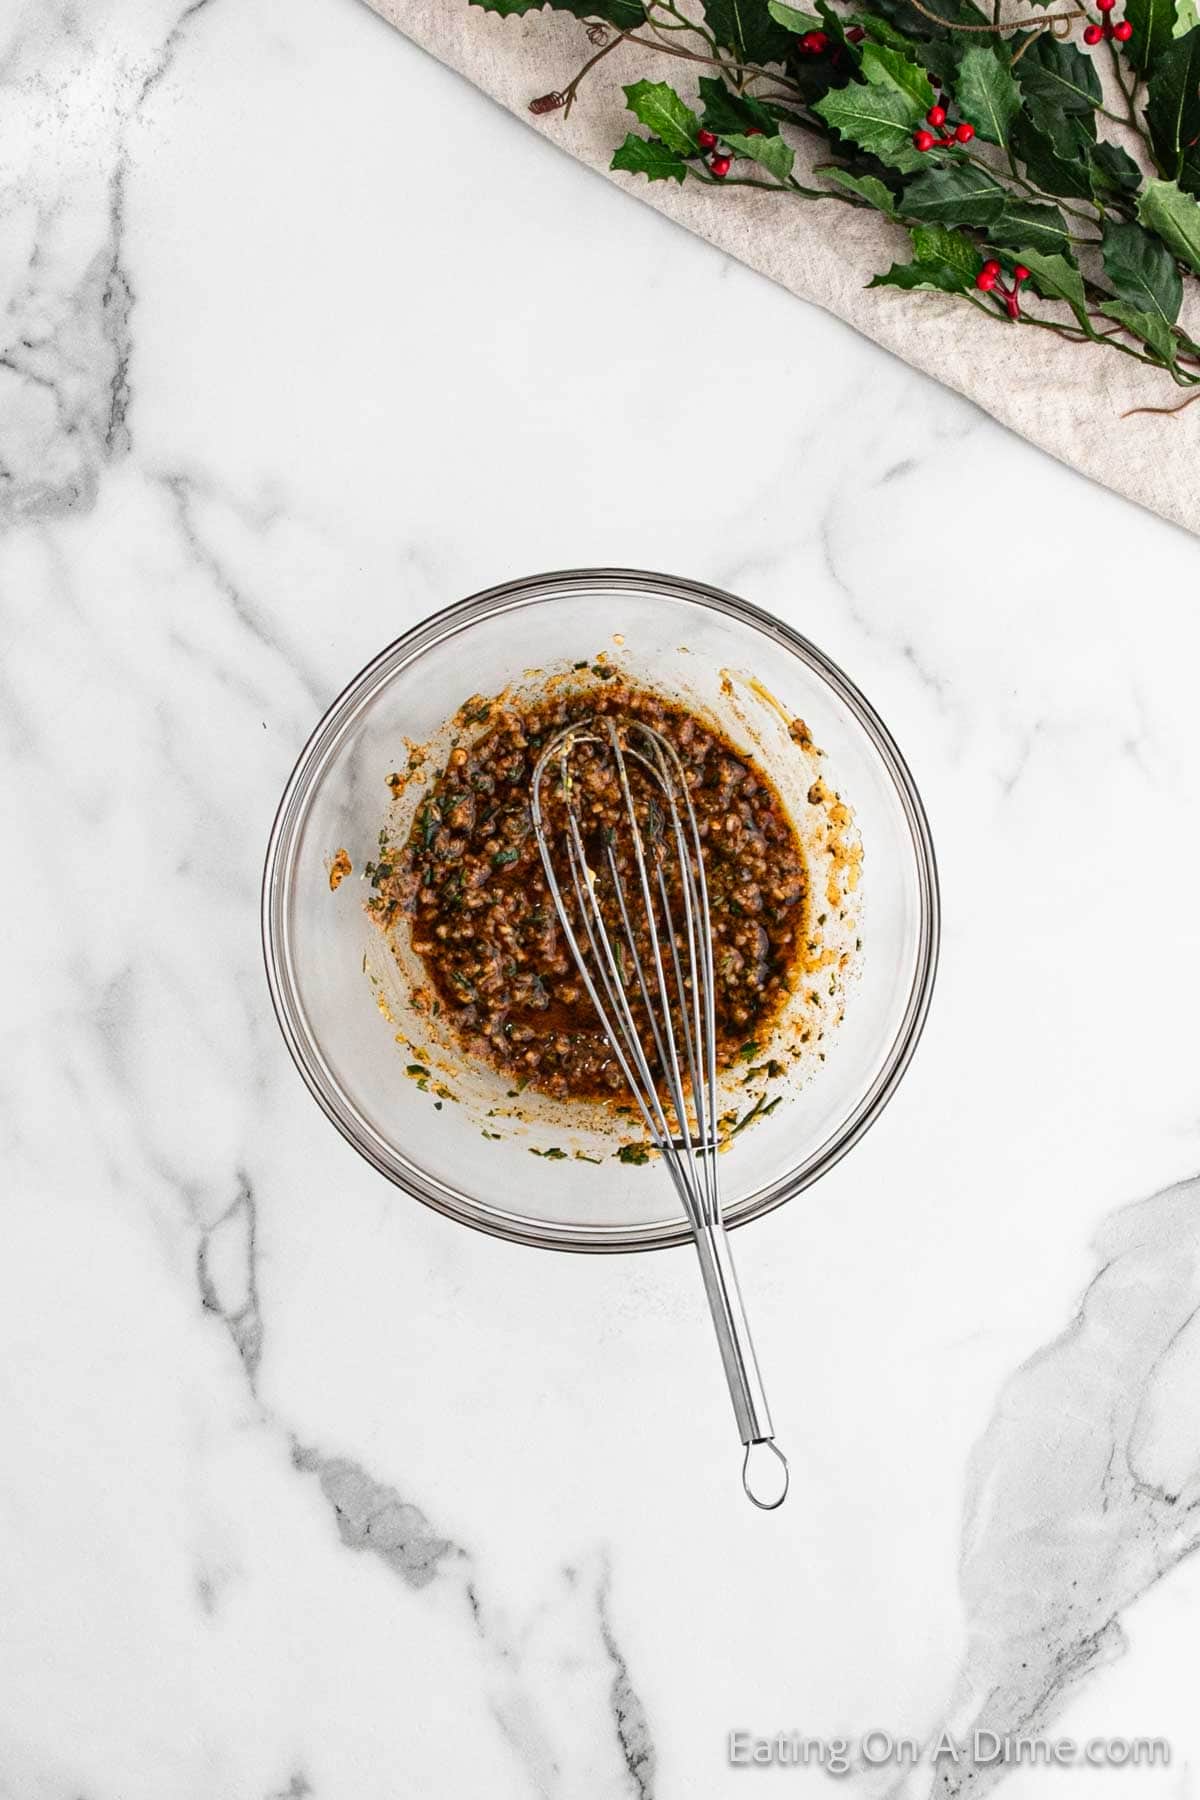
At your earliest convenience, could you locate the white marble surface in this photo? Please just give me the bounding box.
[4,1,1200,1797]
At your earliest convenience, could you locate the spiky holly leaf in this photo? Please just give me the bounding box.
[1024,96,1097,151]
[1138,178,1200,272]
[1102,218,1183,323]
[1088,139,1144,199]
[610,134,689,182]
[956,45,1021,149]
[470,0,646,21]
[821,166,899,212]
[814,77,928,171]
[1122,0,1198,74]
[1012,118,1095,199]
[814,0,858,51]
[767,0,821,27]
[1010,246,1090,326]
[859,39,935,109]
[870,223,978,291]
[1146,27,1200,177]
[1099,298,1178,361]
[725,132,796,179]
[697,77,777,138]
[869,262,967,292]
[912,224,980,277]
[623,80,701,154]
[869,0,997,38]
[847,11,921,50]
[902,163,1008,225]
[990,201,1075,257]
[1015,34,1102,113]
[702,0,793,65]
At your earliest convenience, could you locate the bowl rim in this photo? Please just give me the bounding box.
[261,567,940,1253]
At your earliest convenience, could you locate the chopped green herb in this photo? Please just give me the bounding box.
[617,1143,652,1165]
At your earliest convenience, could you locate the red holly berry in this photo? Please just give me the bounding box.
[913,129,936,152]
[846,23,866,39]
[1113,18,1133,38]
[710,154,732,178]
[982,258,1001,277]
[927,103,947,127]
[1083,22,1104,41]
[1097,0,1116,12]
[697,128,718,150]
[799,29,829,52]
[745,127,763,136]
[1013,264,1030,283]
[976,269,999,292]
[954,120,975,143]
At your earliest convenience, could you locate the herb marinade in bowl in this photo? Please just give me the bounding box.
[262,571,938,1250]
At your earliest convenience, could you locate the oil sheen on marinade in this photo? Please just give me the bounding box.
[380,681,809,1100]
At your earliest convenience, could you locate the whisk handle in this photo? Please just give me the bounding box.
[693,1223,788,1508]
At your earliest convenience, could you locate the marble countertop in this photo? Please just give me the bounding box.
[5,1,1200,1797]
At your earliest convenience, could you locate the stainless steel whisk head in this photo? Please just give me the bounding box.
[531,716,789,1509]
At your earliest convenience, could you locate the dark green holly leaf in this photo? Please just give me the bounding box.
[1088,138,1144,198]
[1102,217,1183,323]
[847,11,921,50]
[870,260,968,291]
[1012,117,1095,198]
[470,0,646,20]
[1183,143,1200,193]
[870,0,996,39]
[1137,177,1200,271]
[1014,246,1090,326]
[821,166,899,211]
[902,162,1008,225]
[1015,33,1102,112]
[1099,297,1178,360]
[814,78,928,170]
[956,45,1021,148]
[726,131,796,179]
[990,201,1075,256]
[1146,26,1200,177]
[912,223,980,276]
[767,0,821,27]
[859,39,936,108]
[1024,95,1097,151]
[697,76,778,137]
[623,80,701,154]
[702,0,793,65]
[1122,0,1197,75]
[610,134,689,182]
[869,222,979,291]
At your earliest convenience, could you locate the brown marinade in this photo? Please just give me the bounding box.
[373,680,809,1100]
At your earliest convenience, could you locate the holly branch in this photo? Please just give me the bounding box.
[470,0,1200,391]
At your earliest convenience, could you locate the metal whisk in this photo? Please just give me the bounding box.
[531,716,789,1509]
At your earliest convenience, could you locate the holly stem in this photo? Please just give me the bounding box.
[904,0,1081,29]
[559,28,631,116]
[622,30,806,92]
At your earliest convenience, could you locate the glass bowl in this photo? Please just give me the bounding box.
[261,569,939,1252]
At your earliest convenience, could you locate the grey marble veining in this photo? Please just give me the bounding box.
[3,0,1200,1794]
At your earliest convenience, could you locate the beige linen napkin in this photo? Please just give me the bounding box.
[363,0,1199,535]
